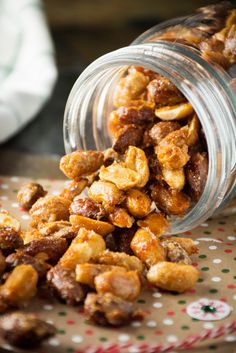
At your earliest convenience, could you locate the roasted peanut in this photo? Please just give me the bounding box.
[92,250,143,272]
[131,228,166,267]
[70,215,115,235]
[113,71,149,108]
[17,183,47,210]
[0,227,23,255]
[99,163,140,190]
[47,265,87,305]
[126,189,152,218]
[149,121,181,145]
[84,292,144,326]
[0,265,38,306]
[38,221,76,241]
[113,125,143,153]
[125,146,150,187]
[155,102,193,120]
[108,207,134,228]
[21,229,42,244]
[186,152,208,201]
[95,270,141,301]
[60,179,88,201]
[0,312,56,349]
[164,236,198,255]
[137,212,169,237]
[59,228,105,270]
[88,180,125,206]
[187,115,200,146]
[103,148,119,166]
[155,128,189,169]
[116,104,155,125]
[70,197,106,220]
[112,226,137,255]
[147,261,199,293]
[150,181,190,215]
[162,167,185,190]
[0,211,20,232]
[60,150,104,179]
[29,195,70,228]
[162,241,192,264]
[76,263,126,288]
[147,77,185,107]
[23,236,68,264]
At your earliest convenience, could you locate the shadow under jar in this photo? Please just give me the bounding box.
[64,2,236,235]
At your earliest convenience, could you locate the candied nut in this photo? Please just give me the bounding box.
[161,241,192,264]
[103,148,119,166]
[149,121,181,145]
[147,152,163,178]
[108,207,134,228]
[94,270,141,301]
[47,264,87,305]
[162,167,185,190]
[0,210,20,232]
[131,228,166,267]
[155,128,189,169]
[0,264,38,306]
[99,163,140,190]
[186,152,208,201]
[125,146,150,187]
[0,251,6,277]
[29,196,70,228]
[59,228,105,270]
[92,250,143,272]
[113,71,149,108]
[137,212,169,237]
[88,180,125,206]
[151,181,190,215]
[76,263,126,288]
[126,189,151,218]
[17,182,47,210]
[0,227,23,255]
[147,261,199,293]
[38,221,76,241]
[0,312,56,349]
[164,236,198,255]
[187,115,200,146]
[116,104,155,125]
[147,77,185,107]
[6,251,50,278]
[21,229,42,244]
[23,236,68,264]
[60,150,104,179]
[70,215,115,236]
[113,125,143,154]
[128,65,160,81]
[60,179,88,201]
[112,226,136,255]
[104,233,118,252]
[108,111,123,138]
[84,292,144,326]
[70,197,106,220]
[155,102,193,120]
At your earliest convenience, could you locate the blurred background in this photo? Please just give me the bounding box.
[1,0,235,177]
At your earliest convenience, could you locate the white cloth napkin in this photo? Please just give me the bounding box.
[0,0,57,143]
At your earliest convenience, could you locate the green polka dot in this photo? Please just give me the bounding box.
[198,278,204,283]
[181,325,190,330]
[137,299,146,304]
[178,300,186,304]
[137,335,145,340]
[204,231,211,234]
[234,257,236,261]
[201,267,209,271]
[67,348,74,353]
[13,189,18,193]
[208,345,218,350]
[199,254,207,259]
[233,276,236,280]
[192,318,199,322]
[209,288,218,294]
[222,268,230,273]
[99,337,107,342]
[57,329,66,334]
[218,221,226,225]
[58,311,67,316]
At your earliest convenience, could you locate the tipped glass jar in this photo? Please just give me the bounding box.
[64,2,236,235]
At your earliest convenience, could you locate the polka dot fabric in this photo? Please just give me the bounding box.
[0,176,235,353]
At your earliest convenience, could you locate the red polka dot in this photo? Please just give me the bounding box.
[187,288,196,294]
[219,297,227,302]
[224,249,232,253]
[166,310,175,316]
[233,229,236,233]
[182,308,186,313]
[185,231,192,235]
[226,243,233,246]
[227,284,236,289]
[66,320,75,325]
[77,308,85,314]
[85,329,94,336]
[217,228,225,232]
[155,329,163,335]
[192,262,198,267]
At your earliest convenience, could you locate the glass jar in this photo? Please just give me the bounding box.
[63,3,236,235]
